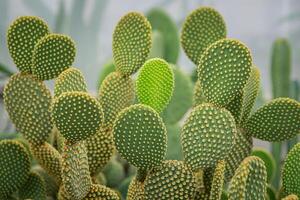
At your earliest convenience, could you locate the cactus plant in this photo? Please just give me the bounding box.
[1,5,300,200]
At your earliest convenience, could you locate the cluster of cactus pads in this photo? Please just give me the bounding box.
[1,6,300,200]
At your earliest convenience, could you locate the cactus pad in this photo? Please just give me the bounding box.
[244,98,300,141]
[181,103,236,170]
[82,184,120,200]
[282,194,299,200]
[51,91,104,143]
[240,66,260,124]
[54,67,87,97]
[198,39,252,106]
[113,12,151,75]
[162,65,193,124]
[251,148,276,182]
[61,141,92,200]
[30,142,63,184]
[98,71,135,128]
[144,160,196,200]
[4,73,53,145]
[7,16,50,72]
[137,58,174,113]
[18,172,46,200]
[0,140,30,198]
[32,33,76,80]
[228,156,267,200]
[282,143,300,197]
[127,177,145,200]
[209,160,226,200]
[113,104,167,170]
[181,7,226,65]
[225,129,253,181]
[85,127,114,176]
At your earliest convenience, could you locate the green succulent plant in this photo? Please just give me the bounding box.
[1,5,300,200]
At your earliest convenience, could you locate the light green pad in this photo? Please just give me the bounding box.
[136,58,174,113]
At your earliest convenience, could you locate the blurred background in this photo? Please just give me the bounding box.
[0,0,299,152]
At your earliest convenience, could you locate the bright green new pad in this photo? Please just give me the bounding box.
[61,141,91,200]
[251,148,276,182]
[51,91,104,143]
[7,16,50,73]
[282,143,300,197]
[181,7,226,65]
[18,172,46,200]
[54,67,87,97]
[244,98,300,142]
[113,104,167,170]
[225,129,253,181]
[209,160,226,200]
[144,160,196,200]
[181,103,236,170]
[240,66,260,124]
[147,8,180,63]
[198,39,252,106]
[4,73,53,145]
[0,140,30,197]
[83,184,120,200]
[85,127,114,176]
[228,156,267,200]
[113,12,152,75]
[127,177,145,200]
[30,142,63,184]
[98,71,135,128]
[32,33,76,80]
[162,65,193,124]
[137,58,174,113]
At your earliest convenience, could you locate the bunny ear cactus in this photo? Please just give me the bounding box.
[4,73,53,145]
[0,140,31,198]
[181,103,236,170]
[113,104,167,171]
[228,156,267,200]
[113,12,152,75]
[18,172,47,200]
[181,7,227,65]
[136,58,174,113]
[7,16,50,73]
[282,143,300,197]
[127,177,145,200]
[82,184,120,200]
[208,160,226,200]
[282,194,299,200]
[144,160,196,200]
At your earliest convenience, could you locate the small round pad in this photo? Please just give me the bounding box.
[32,33,76,80]
[51,91,104,143]
[282,143,300,197]
[113,12,152,75]
[113,104,167,170]
[181,7,226,65]
[0,140,30,197]
[137,58,174,113]
[181,103,236,170]
[144,160,196,200]
[245,98,300,142]
[7,16,50,72]
[198,39,252,106]
[54,67,87,97]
